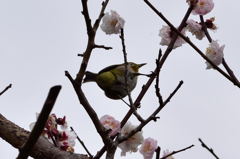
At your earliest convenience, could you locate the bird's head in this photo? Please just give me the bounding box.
[128,62,146,73]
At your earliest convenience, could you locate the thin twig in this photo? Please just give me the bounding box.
[17,85,61,159]
[120,28,144,123]
[155,49,164,106]
[199,138,220,159]
[93,0,110,31]
[199,15,212,42]
[81,0,93,36]
[160,145,194,159]
[94,44,113,50]
[0,84,12,96]
[70,127,93,158]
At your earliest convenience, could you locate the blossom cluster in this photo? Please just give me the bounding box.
[158,0,225,69]
[30,114,77,152]
[100,115,160,159]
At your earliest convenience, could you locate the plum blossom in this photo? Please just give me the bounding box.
[205,17,217,30]
[205,40,225,69]
[191,0,214,15]
[29,113,77,152]
[186,19,205,40]
[162,150,175,159]
[100,115,121,136]
[159,25,186,49]
[101,10,125,35]
[139,137,158,159]
[118,122,144,156]
[58,130,77,152]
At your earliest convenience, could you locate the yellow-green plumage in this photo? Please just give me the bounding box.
[83,62,146,99]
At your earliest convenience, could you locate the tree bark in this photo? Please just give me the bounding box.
[0,114,89,159]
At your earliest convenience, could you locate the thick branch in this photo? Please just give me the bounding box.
[0,114,89,159]
[17,86,61,159]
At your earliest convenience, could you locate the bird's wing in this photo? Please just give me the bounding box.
[98,64,121,74]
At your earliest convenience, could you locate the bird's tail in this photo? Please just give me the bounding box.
[83,71,98,83]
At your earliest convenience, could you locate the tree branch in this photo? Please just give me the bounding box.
[160,144,194,159]
[199,138,220,159]
[0,84,12,96]
[17,86,62,159]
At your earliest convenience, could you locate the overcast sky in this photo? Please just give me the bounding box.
[0,0,240,159]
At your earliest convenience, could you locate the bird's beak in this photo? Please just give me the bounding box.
[138,63,147,68]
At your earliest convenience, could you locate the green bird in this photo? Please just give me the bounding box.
[83,62,146,99]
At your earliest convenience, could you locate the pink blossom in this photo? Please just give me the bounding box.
[140,137,158,159]
[101,10,125,35]
[100,115,121,136]
[205,41,225,69]
[29,113,77,152]
[58,130,77,152]
[186,19,205,40]
[118,122,144,156]
[191,0,214,15]
[159,25,186,49]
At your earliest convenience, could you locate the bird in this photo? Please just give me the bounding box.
[83,62,146,99]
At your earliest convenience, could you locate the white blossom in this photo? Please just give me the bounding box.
[140,137,158,159]
[205,41,225,69]
[118,122,144,156]
[186,19,205,40]
[101,10,125,35]
[100,115,121,136]
[159,25,186,49]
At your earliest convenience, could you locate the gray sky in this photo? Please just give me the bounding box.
[0,0,239,158]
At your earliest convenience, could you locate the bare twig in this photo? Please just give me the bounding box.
[81,0,93,36]
[0,84,12,96]
[160,144,194,159]
[93,0,110,31]
[94,44,112,50]
[199,138,220,159]
[70,127,93,158]
[199,15,212,42]
[75,0,110,84]
[120,28,144,123]
[17,85,62,159]
[155,49,164,106]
